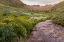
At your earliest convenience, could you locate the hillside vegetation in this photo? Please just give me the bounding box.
[50,1,64,14]
[51,1,64,26]
[0,0,27,8]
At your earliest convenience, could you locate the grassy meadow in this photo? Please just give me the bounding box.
[0,3,52,42]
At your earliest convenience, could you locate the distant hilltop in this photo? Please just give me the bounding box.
[28,4,55,11]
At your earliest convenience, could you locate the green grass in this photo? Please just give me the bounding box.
[52,12,64,26]
[50,1,64,26]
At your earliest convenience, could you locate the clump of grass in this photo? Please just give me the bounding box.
[52,12,64,26]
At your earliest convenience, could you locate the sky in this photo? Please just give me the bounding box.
[21,0,64,6]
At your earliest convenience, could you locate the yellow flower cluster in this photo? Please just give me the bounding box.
[9,17,14,21]
[16,24,18,26]
[0,21,6,24]
[3,18,8,20]
[3,17,14,21]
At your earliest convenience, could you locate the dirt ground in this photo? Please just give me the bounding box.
[26,20,64,42]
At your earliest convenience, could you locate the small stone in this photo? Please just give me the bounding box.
[38,38,42,41]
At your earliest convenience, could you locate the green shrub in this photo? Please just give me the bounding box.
[14,25,27,38]
[17,17,33,33]
[0,24,16,42]
[52,12,64,26]
[12,20,27,37]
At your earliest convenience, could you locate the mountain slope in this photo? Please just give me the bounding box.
[0,0,27,8]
